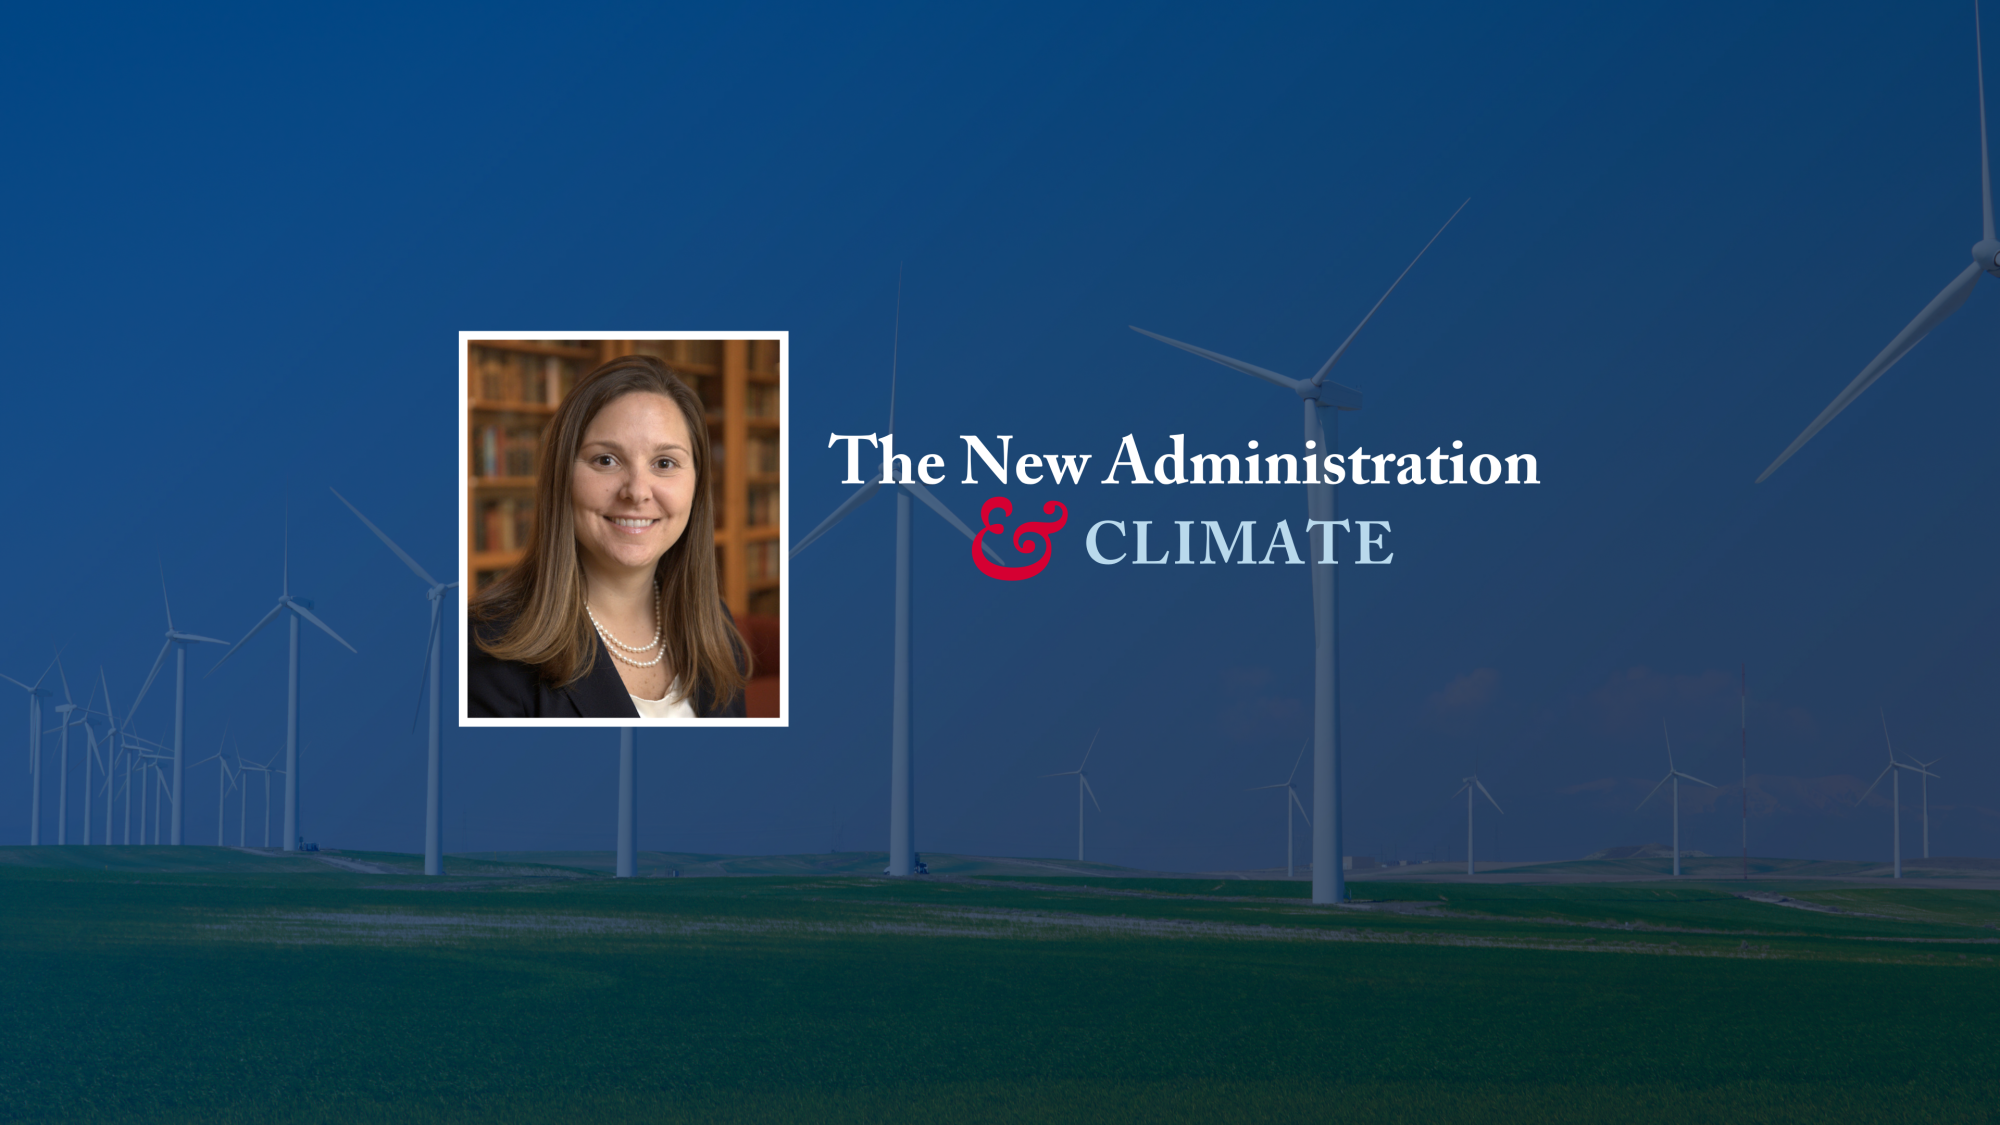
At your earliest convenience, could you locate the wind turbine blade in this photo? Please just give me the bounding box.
[1675,771,1720,789]
[1081,774,1101,812]
[1309,197,1469,387]
[1982,0,1994,242]
[98,668,116,731]
[1079,729,1099,770]
[1663,721,1674,772]
[1757,261,1984,482]
[1857,763,1894,804]
[1907,766,1940,779]
[790,476,883,559]
[412,598,441,734]
[126,640,174,725]
[56,657,73,705]
[1285,737,1308,785]
[1129,327,1304,392]
[895,477,1001,553]
[31,652,60,691]
[1290,787,1312,825]
[1635,773,1671,812]
[1475,778,1505,814]
[331,488,439,586]
[887,264,903,432]
[1040,769,1080,778]
[285,598,358,653]
[0,673,29,692]
[1247,782,1288,791]
[1451,782,1471,800]
[175,634,229,646]
[208,602,285,675]
[159,565,175,631]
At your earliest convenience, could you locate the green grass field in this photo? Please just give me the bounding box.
[3,848,1997,1123]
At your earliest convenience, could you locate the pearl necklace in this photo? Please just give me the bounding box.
[588,585,665,668]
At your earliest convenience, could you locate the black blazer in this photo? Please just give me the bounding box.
[468,608,747,719]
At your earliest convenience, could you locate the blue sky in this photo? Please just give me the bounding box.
[3,2,1996,868]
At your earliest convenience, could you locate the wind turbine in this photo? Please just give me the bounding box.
[332,487,457,876]
[1042,732,1101,863]
[210,513,356,852]
[1759,6,2000,482]
[2,655,57,845]
[1452,774,1504,876]
[192,726,236,846]
[238,753,283,848]
[790,279,1007,877]
[1131,202,1466,903]
[50,660,81,845]
[1636,723,1718,877]
[125,571,229,845]
[1857,715,1938,879]
[1248,739,1312,878]
[1913,756,1942,859]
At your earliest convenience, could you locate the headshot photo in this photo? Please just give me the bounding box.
[458,333,785,725]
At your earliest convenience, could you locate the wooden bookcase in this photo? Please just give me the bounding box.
[466,338,782,622]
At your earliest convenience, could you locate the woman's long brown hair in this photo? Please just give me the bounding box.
[471,354,749,709]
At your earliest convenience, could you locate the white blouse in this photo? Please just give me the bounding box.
[630,677,697,719]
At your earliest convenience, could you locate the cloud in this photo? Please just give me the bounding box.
[1429,668,1499,714]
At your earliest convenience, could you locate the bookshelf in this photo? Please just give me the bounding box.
[466,338,782,623]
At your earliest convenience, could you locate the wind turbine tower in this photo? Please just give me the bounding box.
[332,488,457,876]
[1042,732,1102,862]
[1636,723,1718,877]
[790,281,1006,876]
[1132,203,1466,903]
[1248,740,1311,878]
[1453,774,1503,875]
[125,573,230,845]
[2,657,56,845]
[1858,716,1937,879]
[1914,756,1941,859]
[210,515,355,851]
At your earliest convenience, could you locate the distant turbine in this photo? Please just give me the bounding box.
[1042,731,1101,862]
[192,726,236,846]
[790,285,1006,877]
[1,655,57,845]
[94,669,120,845]
[1857,715,1938,879]
[1913,756,1941,860]
[1452,774,1504,876]
[237,753,283,848]
[125,571,229,845]
[333,488,457,876]
[1635,723,1718,877]
[1248,740,1312,878]
[50,660,81,845]
[210,512,356,852]
[1132,201,1467,903]
[1758,6,2000,482]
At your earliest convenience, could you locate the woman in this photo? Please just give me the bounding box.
[469,354,748,718]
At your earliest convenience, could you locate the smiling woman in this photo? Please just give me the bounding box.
[468,355,750,719]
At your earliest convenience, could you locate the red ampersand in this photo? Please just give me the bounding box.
[973,496,1068,581]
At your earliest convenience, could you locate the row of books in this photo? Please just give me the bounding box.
[471,347,582,405]
[750,435,779,475]
[473,423,544,479]
[746,383,778,419]
[748,538,781,581]
[631,339,723,367]
[747,485,779,528]
[474,497,535,554]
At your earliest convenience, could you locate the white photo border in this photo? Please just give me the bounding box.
[457,330,789,728]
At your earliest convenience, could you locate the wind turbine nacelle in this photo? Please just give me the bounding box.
[1975,239,2000,273]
